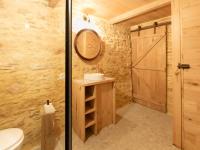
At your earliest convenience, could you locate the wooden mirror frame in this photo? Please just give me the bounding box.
[74,29,101,60]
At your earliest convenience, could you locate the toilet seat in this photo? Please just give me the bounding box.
[0,128,24,150]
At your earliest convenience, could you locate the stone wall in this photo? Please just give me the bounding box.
[0,0,65,147]
[72,12,132,108]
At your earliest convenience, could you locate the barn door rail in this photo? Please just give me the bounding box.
[131,21,171,32]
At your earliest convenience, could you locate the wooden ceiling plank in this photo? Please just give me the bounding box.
[109,0,171,24]
[49,0,60,8]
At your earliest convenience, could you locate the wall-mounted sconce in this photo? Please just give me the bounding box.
[81,7,95,23]
[73,7,103,36]
[83,14,90,22]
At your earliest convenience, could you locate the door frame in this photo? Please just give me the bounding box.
[171,0,182,148]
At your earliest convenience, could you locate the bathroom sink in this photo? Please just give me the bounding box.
[84,73,105,81]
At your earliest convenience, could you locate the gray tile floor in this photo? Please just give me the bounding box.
[72,103,180,150]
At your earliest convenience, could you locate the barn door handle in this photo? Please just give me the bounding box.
[177,63,190,69]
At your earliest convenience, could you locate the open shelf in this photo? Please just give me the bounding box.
[85,120,95,128]
[85,85,95,99]
[85,95,96,102]
[85,112,95,128]
[85,100,95,113]
[85,125,95,140]
[85,108,95,115]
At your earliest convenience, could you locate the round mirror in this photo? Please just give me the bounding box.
[74,29,101,60]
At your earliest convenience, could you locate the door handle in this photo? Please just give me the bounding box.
[177,63,190,69]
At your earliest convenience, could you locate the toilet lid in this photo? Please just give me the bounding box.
[0,128,24,150]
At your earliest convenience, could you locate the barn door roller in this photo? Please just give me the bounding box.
[138,26,141,36]
[177,63,190,69]
[154,22,158,34]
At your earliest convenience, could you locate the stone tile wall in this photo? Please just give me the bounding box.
[0,0,65,147]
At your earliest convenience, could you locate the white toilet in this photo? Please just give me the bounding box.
[0,128,24,150]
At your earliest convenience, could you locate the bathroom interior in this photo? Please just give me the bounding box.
[72,0,200,150]
[0,0,199,150]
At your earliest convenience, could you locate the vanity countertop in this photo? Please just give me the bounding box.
[73,77,115,86]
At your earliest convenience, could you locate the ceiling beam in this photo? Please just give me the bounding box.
[109,0,171,24]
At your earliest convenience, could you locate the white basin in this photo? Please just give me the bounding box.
[84,73,105,81]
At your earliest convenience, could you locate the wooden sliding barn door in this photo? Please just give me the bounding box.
[131,26,167,112]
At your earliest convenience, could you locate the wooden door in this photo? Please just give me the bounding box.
[180,0,200,149]
[131,26,167,112]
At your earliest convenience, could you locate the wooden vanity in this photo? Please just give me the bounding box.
[72,77,115,141]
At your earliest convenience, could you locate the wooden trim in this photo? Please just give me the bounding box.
[134,97,166,113]
[130,34,134,103]
[112,83,116,124]
[171,0,182,148]
[131,22,171,32]
[132,67,166,72]
[130,16,171,32]
[109,0,171,24]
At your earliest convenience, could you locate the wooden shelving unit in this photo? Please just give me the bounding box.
[72,78,115,142]
[85,108,95,115]
[84,86,97,137]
